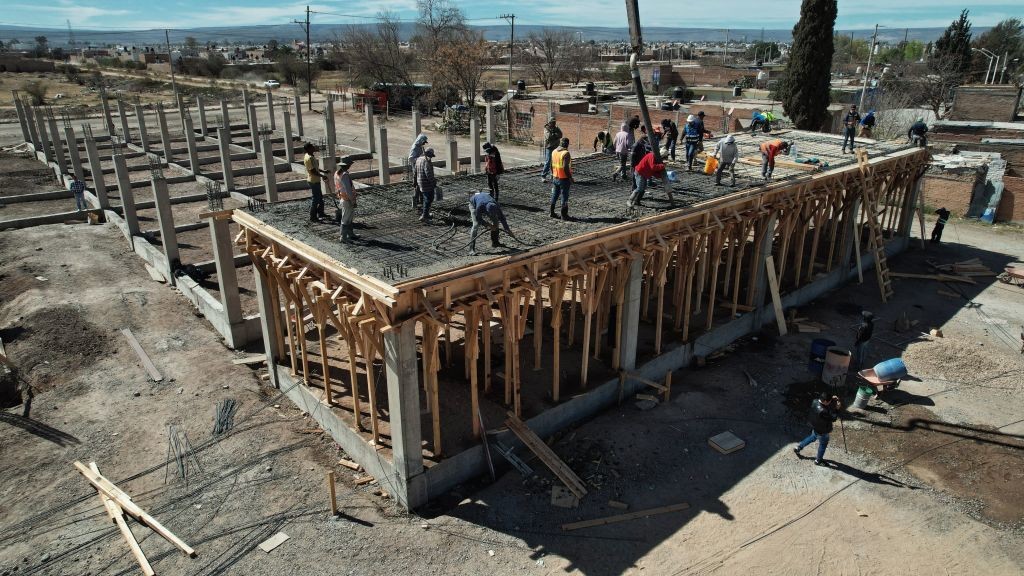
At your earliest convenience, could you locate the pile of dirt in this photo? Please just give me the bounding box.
[4,304,113,393]
[901,336,1024,396]
[0,152,59,197]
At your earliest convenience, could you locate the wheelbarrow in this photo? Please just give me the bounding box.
[856,358,908,395]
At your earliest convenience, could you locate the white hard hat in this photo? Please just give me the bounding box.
[686,114,696,123]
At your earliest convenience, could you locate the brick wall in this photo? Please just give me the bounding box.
[997,175,1024,223]
[921,168,982,216]
[949,86,1023,122]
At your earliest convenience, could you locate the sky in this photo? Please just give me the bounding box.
[1,0,1020,31]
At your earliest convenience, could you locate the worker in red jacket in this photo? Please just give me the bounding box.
[759,139,791,180]
[627,150,666,208]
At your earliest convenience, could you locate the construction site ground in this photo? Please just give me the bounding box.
[2,146,1023,576]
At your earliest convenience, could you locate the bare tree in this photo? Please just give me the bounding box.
[414,0,472,106]
[435,29,489,105]
[340,13,416,90]
[565,41,597,85]
[524,29,575,90]
[904,57,965,119]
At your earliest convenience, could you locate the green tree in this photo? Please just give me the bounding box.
[972,18,1023,82]
[778,0,838,130]
[33,35,48,58]
[934,9,972,77]
[746,41,781,63]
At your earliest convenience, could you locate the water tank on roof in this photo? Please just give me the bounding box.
[585,81,595,94]
[673,86,685,100]
[732,86,742,97]
[756,71,767,81]
[516,79,526,92]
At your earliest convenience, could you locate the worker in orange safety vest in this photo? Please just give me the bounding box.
[549,138,573,219]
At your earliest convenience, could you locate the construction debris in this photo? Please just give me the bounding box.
[121,328,163,382]
[231,355,267,365]
[505,413,588,499]
[337,458,360,470]
[213,398,238,435]
[550,486,579,509]
[708,431,746,455]
[561,502,690,531]
[257,532,290,553]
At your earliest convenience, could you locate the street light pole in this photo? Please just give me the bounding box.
[973,48,995,84]
[500,14,515,90]
[858,24,879,111]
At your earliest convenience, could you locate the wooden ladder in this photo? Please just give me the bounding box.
[856,150,893,302]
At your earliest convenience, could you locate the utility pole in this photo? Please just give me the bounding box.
[500,13,515,90]
[293,6,312,110]
[858,24,878,111]
[165,29,178,100]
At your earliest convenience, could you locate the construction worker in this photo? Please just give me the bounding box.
[550,138,573,219]
[694,110,707,151]
[683,115,701,171]
[661,118,679,161]
[931,207,951,244]
[841,104,860,154]
[303,143,329,222]
[853,310,874,371]
[482,142,504,200]
[541,117,562,182]
[859,110,876,138]
[415,148,437,222]
[628,147,666,208]
[759,139,791,180]
[712,135,739,186]
[68,172,87,211]
[628,128,653,200]
[612,122,634,182]
[750,111,771,133]
[409,133,428,209]
[593,130,612,153]
[468,190,512,256]
[794,392,842,466]
[908,118,929,148]
[334,160,358,243]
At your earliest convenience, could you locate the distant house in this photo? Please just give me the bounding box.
[0,52,55,73]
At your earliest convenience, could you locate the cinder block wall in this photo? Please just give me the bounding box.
[997,175,1024,223]
[949,86,1023,122]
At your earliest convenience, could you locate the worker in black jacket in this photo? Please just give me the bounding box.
[853,310,874,371]
[794,392,842,465]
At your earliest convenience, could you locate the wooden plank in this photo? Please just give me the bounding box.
[257,532,290,553]
[121,328,163,382]
[89,463,154,576]
[337,458,360,470]
[561,502,690,531]
[73,461,196,557]
[764,256,787,336]
[505,413,587,499]
[354,475,375,485]
[232,355,267,365]
[890,272,975,284]
[327,472,338,515]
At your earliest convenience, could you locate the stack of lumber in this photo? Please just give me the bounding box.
[505,413,587,499]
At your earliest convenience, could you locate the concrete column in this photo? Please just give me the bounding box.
[176,96,187,135]
[99,88,115,136]
[46,116,67,179]
[116,98,131,144]
[24,106,41,151]
[112,153,140,240]
[219,100,231,143]
[266,90,276,130]
[84,137,109,209]
[156,104,173,163]
[13,97,31,144]
[383,321,424,507]
[281,105,295,163]
[750,214,779,327]
[252,265,281,387]
[261,136,278,202]
[134,104,150,152]
[447,139,458,174]
[412,110,421,137]
[183,115,201,175]
[196,94,208,139]
[470,115,481,174]
[377,126,390,185]
[64,126,85,182]
[485,103,495,145]
[151,177,180,281]
[365,103,375,154]
[324,99,336,167]
[248,103,260,155]
[618,257,644,371]
[35,112,52,162]
[209,216,243,324]
[843,198,863,273]
[242,88,251,126]
[294,94,303,137]
[898,174,923,238]
[217,127,235,192]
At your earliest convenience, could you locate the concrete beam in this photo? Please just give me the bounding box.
[377,126,390,185]
[248,103,260,155]
[242,88,251,126]
[46,116,67,180]
[99,88,115,136]
[112,153,140,242]
[83,137,109,209]
[156,104,173,164]
[261,136,278,202]
[177,95,188,136]
[196,94,208,138]
[470,116,481,174]
[13,96,31,144]
[383,321,425,509]
[220,100,231,143]
[218,127,235,192]
[266,90,276,130]
[282,105,295,163]
[183,115,202,175]
[151,177,179,282]
[117,98,131,144]
[35,111,52,163]
[365,103,375,154]
[63,126,85,182]
[24,104,41,150]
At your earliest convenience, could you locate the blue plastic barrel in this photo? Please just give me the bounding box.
[873,358,908,381]
[808,339,836,373]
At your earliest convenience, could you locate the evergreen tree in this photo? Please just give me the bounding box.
[934,10,973,76]
[778,0,837,130]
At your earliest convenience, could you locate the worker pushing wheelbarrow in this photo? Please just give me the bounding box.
[852,358,908,408]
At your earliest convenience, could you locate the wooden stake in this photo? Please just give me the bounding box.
[327,471,338,515]
[89,463,155,576]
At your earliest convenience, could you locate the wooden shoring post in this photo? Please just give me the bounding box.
[705,226,726,332]
[512,290,522,417]
[592,266,610,360]
[805,195,829,284]
[775,206,797,288]
[568,276,579,346]
[722,223,736,295]
[790,199,812,289]
[498,292,512,407]
[358,319,380,444]
[313,293,333,405]
[334,305,363,429]
[533,281,543,371]
[443,286,453,368]
[745,215,769,308]
[693,216,710,315]
[580,266,596,387]
[271,267,300,376]
[640,251,653,321]
[295,283,311,383]
[467,306,480,439]
[482,303,493,394]
[518,286,531,340]
[731,217,755,317]
[672,237,688,330]
[654,245,670,355]
[550,276,565,402]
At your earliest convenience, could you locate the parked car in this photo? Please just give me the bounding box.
[264,80,280,89]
